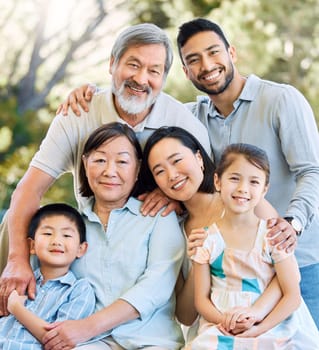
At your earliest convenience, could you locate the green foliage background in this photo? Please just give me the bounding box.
[1,0,318,212]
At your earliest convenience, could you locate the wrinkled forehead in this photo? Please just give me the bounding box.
[120,46,166,73]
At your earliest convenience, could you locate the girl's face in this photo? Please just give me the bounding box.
[148,138,204,202]
[214,155,268,214]
[83,136,139,207]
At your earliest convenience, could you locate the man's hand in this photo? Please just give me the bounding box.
[56,84,96,116]
[0,258,36,316]
[266,217,297,253]
[138,188,183,217]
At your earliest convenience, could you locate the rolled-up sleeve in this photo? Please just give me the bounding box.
[120,211,185,320]
[277,86,319,228]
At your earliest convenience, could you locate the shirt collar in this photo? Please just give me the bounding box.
[128,93,168,131]
[142,92,170,128]
[207,74,259,118]
[82,196,141,222]
[34,267,77,286]
[238,74,260,101]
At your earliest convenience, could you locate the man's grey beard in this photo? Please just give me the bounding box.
[112,80,157,116]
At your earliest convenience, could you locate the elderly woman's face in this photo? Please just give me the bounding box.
[83,136,139,207]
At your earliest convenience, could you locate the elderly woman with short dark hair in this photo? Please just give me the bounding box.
[42,122,185,350]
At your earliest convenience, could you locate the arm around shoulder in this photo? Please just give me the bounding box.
[120,211,185,319]
[8,166,55,257]
[0,167,56,314]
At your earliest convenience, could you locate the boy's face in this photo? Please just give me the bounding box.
[30,215,87,270]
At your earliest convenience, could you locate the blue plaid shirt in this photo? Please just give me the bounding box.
[0,268,95,349]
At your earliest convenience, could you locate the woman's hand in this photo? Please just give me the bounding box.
[187,228,208,258]
[138,188,183,217]
[42,320,88,350]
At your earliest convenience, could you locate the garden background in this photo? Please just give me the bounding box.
[1,0,318,217]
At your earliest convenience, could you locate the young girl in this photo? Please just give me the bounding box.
[141,127,319,349]
[189,143,319,349]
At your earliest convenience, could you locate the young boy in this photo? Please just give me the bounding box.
[0,203,95,349]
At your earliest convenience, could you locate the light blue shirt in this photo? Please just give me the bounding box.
[0,269,95,350]
[71,197,185,349]
[186,74,319,267]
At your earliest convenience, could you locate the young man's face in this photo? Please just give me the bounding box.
[30,215,87,270]
[181,31,236,95]
[110,44,166,117]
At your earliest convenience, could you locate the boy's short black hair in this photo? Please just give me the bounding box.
[28,203,86,243]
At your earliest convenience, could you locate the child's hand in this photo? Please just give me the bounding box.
[235,324,264,337]
[228,313,256,335]
[219,307,256,334]
[7,290,27,314]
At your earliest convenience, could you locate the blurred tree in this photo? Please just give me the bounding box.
[168,0,319,120]
[129,0,171,27]
[0,0,318,211]
[0,0,131,114]
[184,0,224,17]
[0,0,132,209]
[258,0,319,113]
